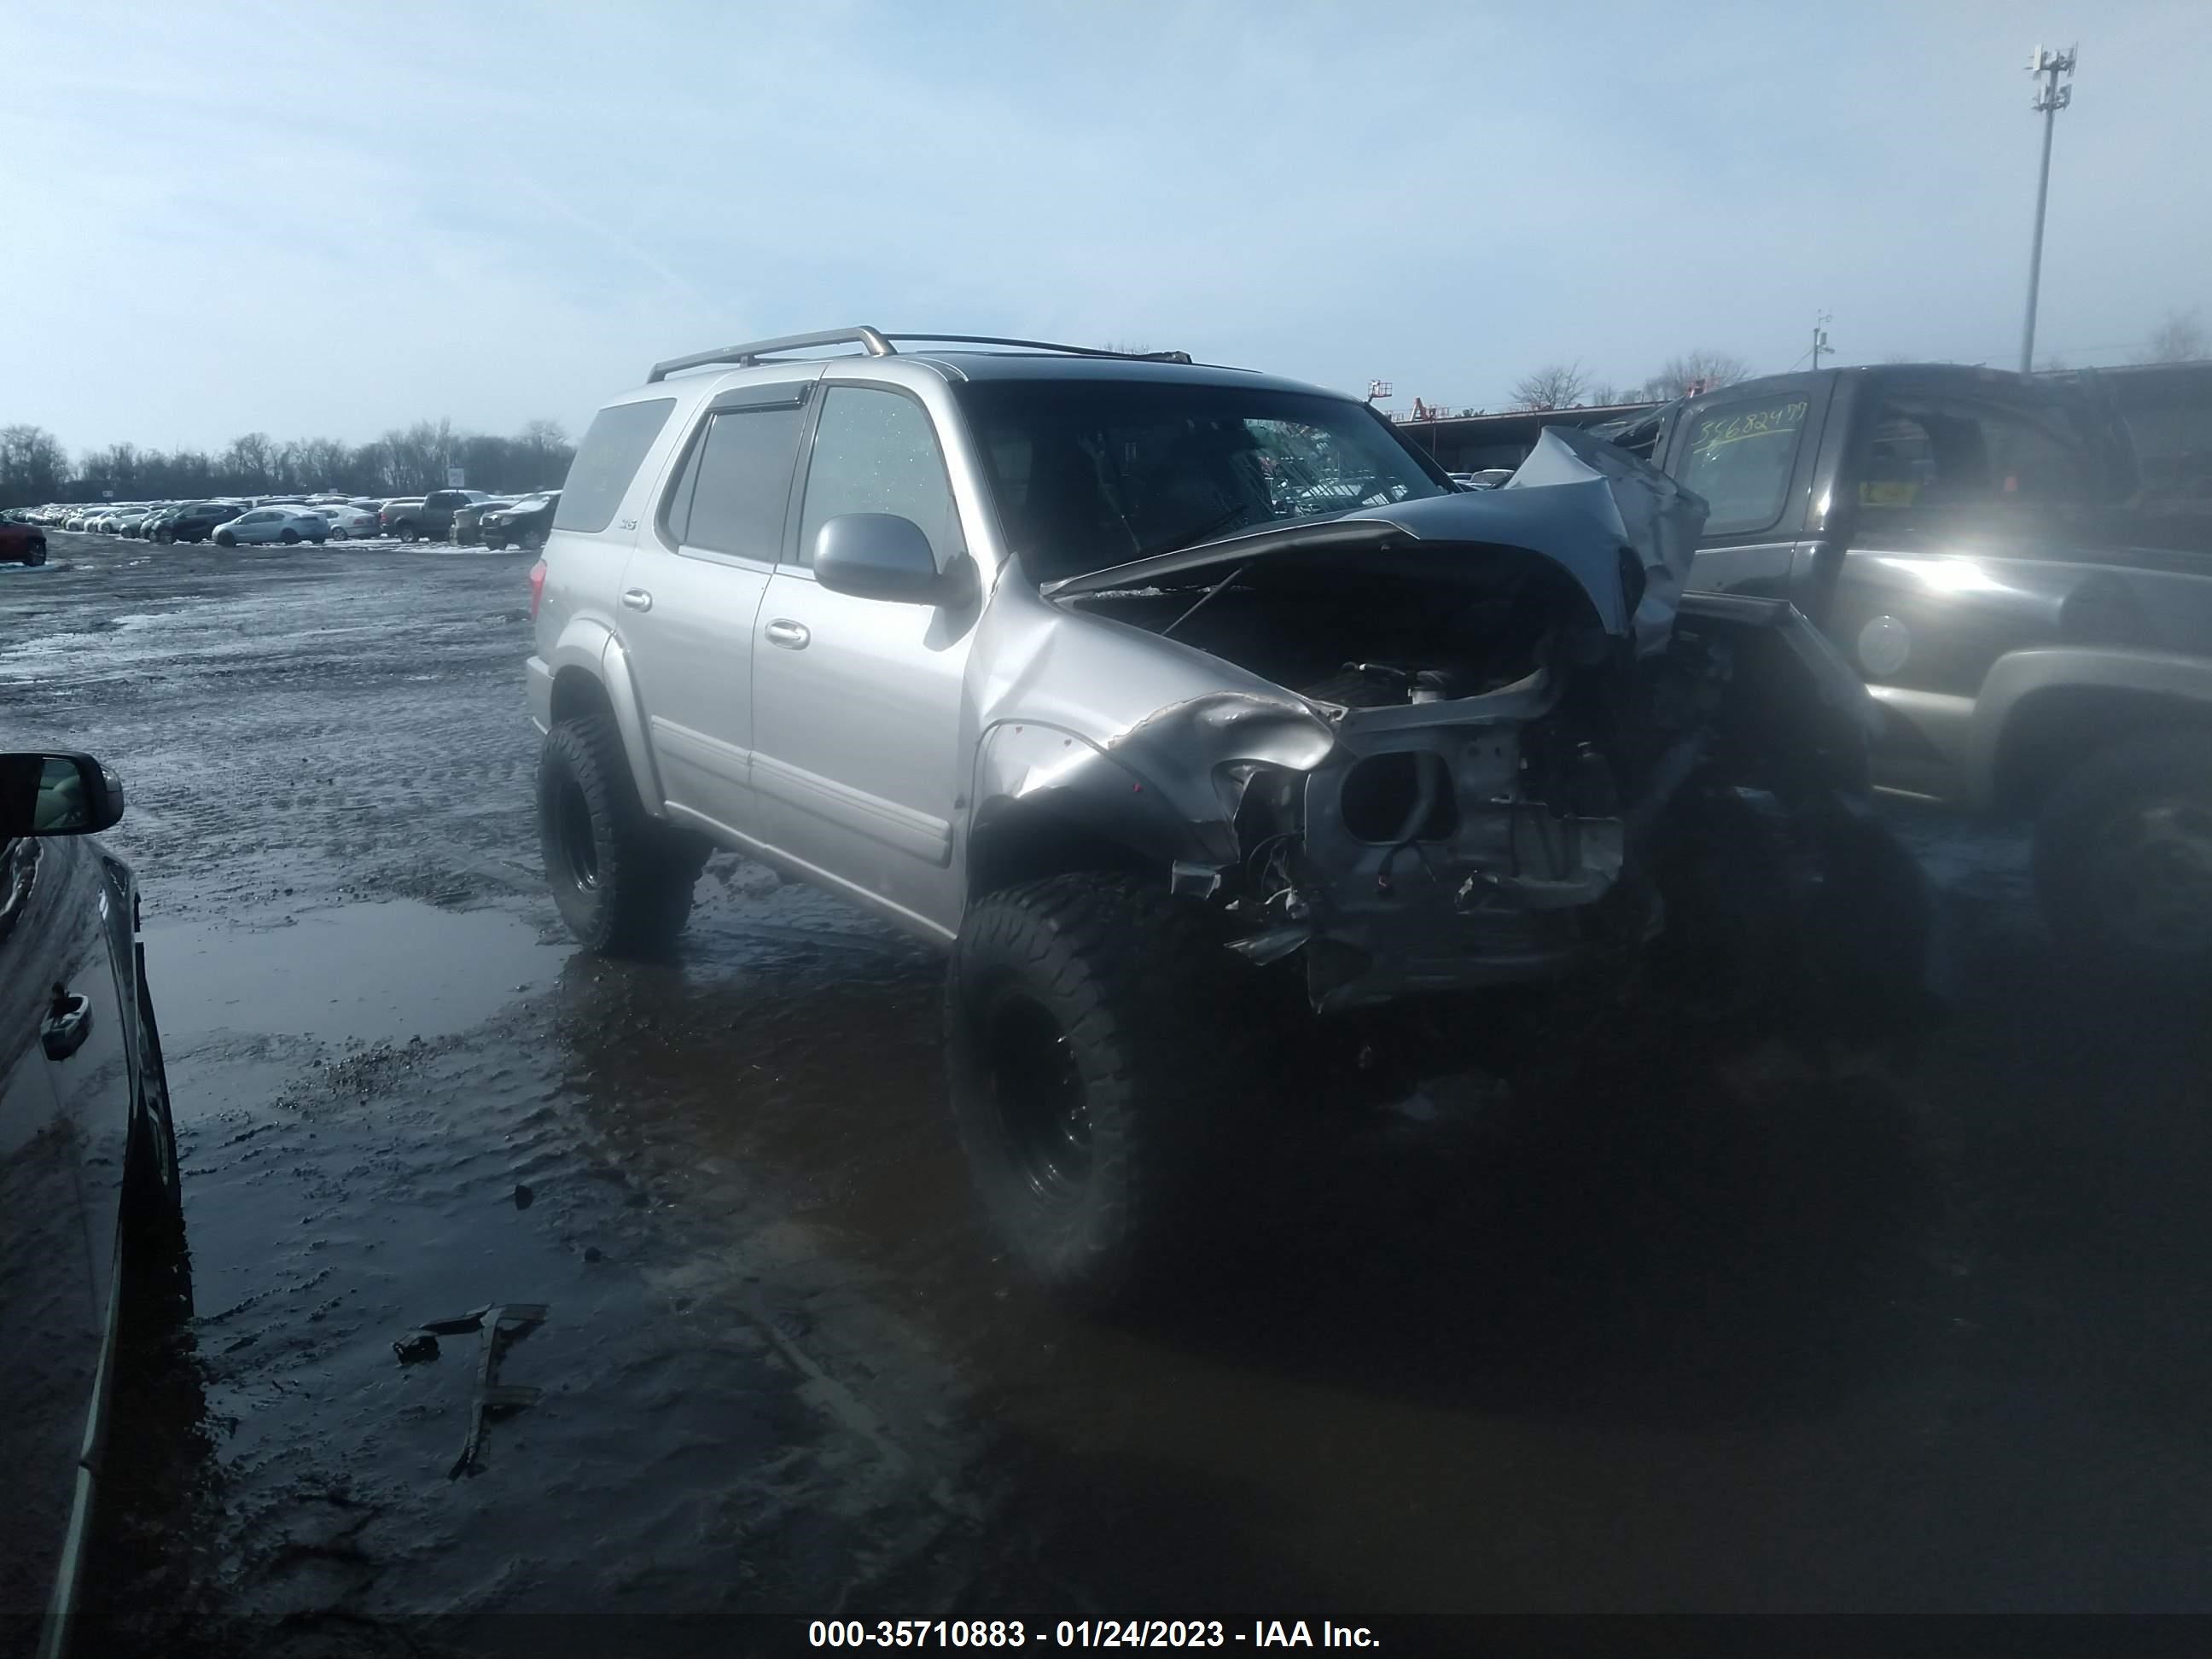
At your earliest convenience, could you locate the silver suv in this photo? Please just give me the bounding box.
[527,328,1927,1302]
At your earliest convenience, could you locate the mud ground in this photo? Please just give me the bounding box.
[5,534,2211,1648]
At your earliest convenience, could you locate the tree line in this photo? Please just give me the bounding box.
[1509,351,1755,413]
[1505,311,2209,414]
[0,417,575,509]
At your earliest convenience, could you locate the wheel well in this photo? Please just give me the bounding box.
[550,666,616,731]
[1993,687,2212,813]
[966,803,1157,900]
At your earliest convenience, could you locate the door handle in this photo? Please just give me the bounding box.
[763,619,810,649]
[42,989,92,1062]
[620,589,653,611]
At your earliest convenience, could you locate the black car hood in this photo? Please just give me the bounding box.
[1040,426,1709,652]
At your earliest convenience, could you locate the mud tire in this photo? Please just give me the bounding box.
[946,873,1261,1308]
[538,713,706,956]
[2035,731,2212,979]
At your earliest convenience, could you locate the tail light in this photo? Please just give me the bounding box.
[528,559,547,619]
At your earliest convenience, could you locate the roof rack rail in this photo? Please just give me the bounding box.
[646,327,1196,381]
[647,327,895,383]
[883,335,1193,364]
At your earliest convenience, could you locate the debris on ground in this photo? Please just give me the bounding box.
[425,1302,550,1480]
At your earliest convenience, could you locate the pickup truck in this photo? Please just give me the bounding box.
[1617,363,2212,974]
[381,487,488,542]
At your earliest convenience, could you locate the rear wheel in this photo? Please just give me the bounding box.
[2036,731,2212,979]
[537,713,707,955]
[280,528,300,544]
[23,542,45,566]
[329,528,348,541]
[946,873,1263,1307]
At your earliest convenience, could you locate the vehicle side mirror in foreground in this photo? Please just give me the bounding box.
[813,514,971,606]
[0,752,125,836]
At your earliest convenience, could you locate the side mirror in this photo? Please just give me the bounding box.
[0,752,125,836]
[813,514,969,606]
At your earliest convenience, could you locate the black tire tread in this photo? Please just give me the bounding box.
[538,713,705,955]
[948,872,1262,1305]
[2034,727,2212,972]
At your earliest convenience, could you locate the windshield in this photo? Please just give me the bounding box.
[955,379,1452,584]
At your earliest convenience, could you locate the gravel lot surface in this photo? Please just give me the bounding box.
[5,532,2209,1651]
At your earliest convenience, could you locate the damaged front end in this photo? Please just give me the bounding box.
[1044,426,1864,1013]
[1221,664,1644,1011]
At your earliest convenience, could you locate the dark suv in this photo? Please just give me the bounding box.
[150,501,244,545]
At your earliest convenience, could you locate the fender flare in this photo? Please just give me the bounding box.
[965,721,1238,898]
[1968,647,2212,807]
[546,616,667,819]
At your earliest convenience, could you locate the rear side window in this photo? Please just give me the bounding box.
[664,394,808,561]
[556,397,676,534]
[1855,395,2096,531]
[1676,393,1810,536]
[795,386,958,568]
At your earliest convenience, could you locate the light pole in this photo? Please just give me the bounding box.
[1811,311,1832,370]
[2019,43,2076,375]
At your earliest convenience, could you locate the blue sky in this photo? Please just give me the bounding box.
[4,0,2205,454]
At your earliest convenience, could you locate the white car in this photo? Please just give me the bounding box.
[211,506,329,547]
[311,505,381,540]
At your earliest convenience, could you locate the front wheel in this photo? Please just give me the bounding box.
[213,530,235,547]
[483,533,508,551]
[2035,731,2212,980]
[23,543,45,567]
[537,714,707,955]
[946,873,1261,1307]
[518,527,545,553]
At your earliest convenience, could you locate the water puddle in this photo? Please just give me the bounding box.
[143,898,563,1046]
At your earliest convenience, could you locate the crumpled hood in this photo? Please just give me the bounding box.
[1042,425,1709,655]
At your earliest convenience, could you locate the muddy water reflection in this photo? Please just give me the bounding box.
[144,900,563,1046]
[545,885,1947,1610]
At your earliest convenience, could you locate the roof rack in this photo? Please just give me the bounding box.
[883,335,1193,364]
[646,326,1192,381]
[648,327,894,382]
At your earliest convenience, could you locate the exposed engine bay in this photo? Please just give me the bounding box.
[1046,428,1899,1013]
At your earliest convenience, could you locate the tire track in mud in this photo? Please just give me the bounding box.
[5,538,544,922]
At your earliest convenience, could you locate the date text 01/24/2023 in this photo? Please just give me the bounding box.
[806,1621,1380,1649]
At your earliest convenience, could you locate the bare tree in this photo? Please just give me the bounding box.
[1510,362,1589,410]
[221,433,276,491]
[0,424,70,507]
[2142,309,2208,364]
[1637,350,1753,401]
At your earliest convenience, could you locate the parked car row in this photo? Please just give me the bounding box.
[13,488,559,550]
